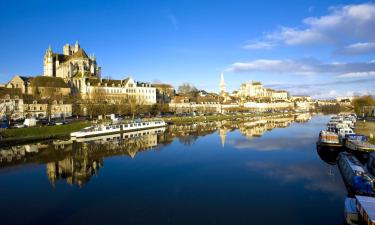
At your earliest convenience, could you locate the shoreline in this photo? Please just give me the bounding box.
[0,112,300,147]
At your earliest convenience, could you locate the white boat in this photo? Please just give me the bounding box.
[71,119,167,138]
[345,134,375,153]
[327,122,338,132]
[73,127,166,142]
[338,128,355,140]
[317,130,342,147]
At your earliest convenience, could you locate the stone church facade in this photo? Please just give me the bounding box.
[43,41,101,80]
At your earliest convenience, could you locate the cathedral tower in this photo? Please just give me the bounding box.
[43,45,54,77]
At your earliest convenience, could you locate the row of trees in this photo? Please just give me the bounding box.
[80,91,170,119]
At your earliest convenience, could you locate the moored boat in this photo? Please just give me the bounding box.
[344,196,375,225]
[317,130,342,148]
[71,119,167,138]
[338,152,375,196]
[73,127,166,142]
[345,134,375,153]
[354,195,375,225]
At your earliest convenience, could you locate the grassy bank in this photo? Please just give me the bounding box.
[0,122,90,146]
[355,121,375,144]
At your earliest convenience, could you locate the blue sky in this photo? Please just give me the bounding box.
[0,0,374,99]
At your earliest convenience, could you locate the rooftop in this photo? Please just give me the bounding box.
[30,76,69,88]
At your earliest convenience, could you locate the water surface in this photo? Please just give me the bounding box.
[0,114,347,225]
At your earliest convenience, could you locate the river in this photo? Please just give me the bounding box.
[0,114,347,225]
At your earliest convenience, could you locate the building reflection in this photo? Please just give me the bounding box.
[236,113,311,141]
[0,113,312,187]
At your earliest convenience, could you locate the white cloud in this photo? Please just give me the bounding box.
[338,71,375,78]
[243,41,275,50]
[337,42,375,55]
[226,58,375,76]
[246,3,375,54]
[226,59,315,75]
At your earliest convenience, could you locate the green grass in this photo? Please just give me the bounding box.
[0,121,90,143]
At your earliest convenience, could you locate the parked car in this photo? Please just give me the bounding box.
[13,124,25,128]
[0,122,9,129]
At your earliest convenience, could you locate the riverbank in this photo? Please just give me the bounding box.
[0,122,90,147]
[0,112,292,147]
[355,121,375,144]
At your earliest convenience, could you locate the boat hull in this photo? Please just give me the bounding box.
[71,123,167,139]
[346,141,375,153]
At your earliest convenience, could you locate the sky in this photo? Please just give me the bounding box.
[0,0,374,99]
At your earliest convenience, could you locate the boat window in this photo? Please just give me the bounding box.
[106,126,110,129]
[130,124,133,127]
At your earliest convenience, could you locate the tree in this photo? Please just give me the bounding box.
[72,93,82,118]
[352,95,375,116]
[150,103,170,115]
[177,83,198,98]
[85,89,108,119]
[124,95,146,119]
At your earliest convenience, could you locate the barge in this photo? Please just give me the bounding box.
[71,119,167,138]
[338,152,375,196]
[344,196,375,225]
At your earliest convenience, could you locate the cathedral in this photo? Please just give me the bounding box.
[43,41,101,80]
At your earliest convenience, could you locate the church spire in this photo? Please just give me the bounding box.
[220,72,226,94]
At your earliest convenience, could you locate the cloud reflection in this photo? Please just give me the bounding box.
[246,160,345,196]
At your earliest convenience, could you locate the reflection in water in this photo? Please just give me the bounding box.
[0,114,351,225]
[246,159,345,196]
[316,146,340,165]
[0,113,312,187]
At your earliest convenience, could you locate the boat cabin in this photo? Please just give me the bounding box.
[338,128,355,138]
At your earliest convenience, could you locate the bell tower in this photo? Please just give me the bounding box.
[43,45,54,77]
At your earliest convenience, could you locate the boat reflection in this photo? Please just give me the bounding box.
[316,145,341,165]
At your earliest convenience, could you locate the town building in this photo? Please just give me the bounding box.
[4,42,157,117]
[7,75,71,97]
[83,77,156,104]
[236,81,288,101]
[24,99,72,119]
[0,88,24,120]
